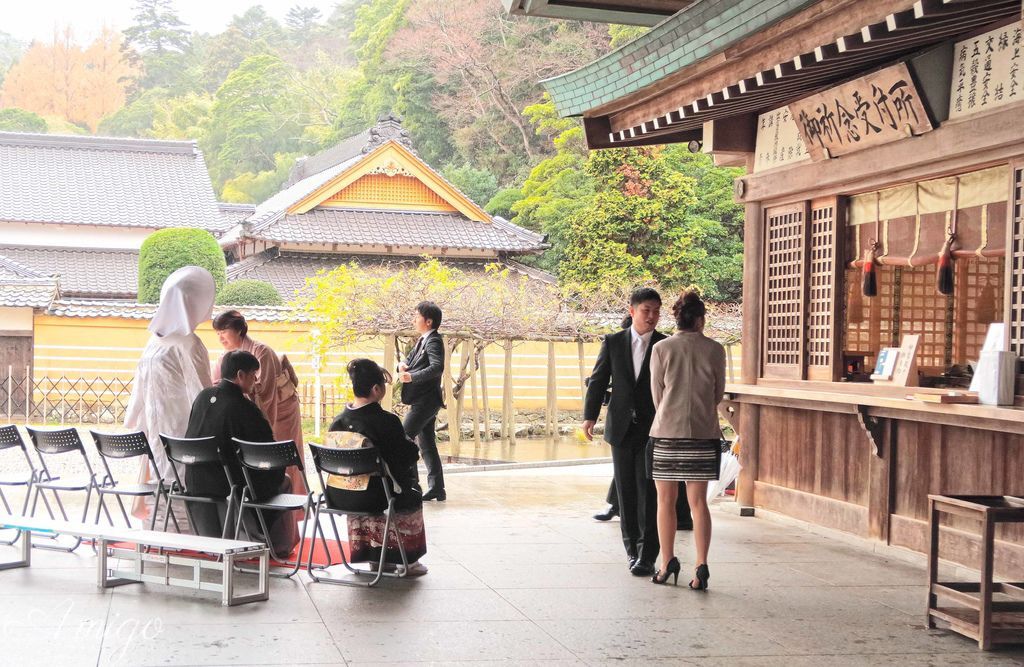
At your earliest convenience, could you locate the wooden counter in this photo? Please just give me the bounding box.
[725,381,1024,578]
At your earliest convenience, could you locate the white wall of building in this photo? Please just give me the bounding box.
[0,222,153,249]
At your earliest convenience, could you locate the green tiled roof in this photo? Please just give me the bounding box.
[543,0,819,117]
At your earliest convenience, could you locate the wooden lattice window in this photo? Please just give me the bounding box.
[806,200,842,380]
[897,265,952,371]
[843,267,896,369]
[954,258,1004,364]
[1010,166,1024,360]
[763,203,807,379]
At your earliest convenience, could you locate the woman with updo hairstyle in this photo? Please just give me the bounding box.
[326,359,427,575]
[647,291,726,590]
[212,309,304,493]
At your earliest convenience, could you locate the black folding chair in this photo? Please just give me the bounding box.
[25,426,108,552]
[306,442,410,587]
[0,425,39,545]
[232,438,313,578]
[90,430,175,530]
[160,434,237,538]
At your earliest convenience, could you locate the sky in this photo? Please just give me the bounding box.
[1,1,342,44]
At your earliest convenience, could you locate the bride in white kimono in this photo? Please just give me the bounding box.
[125,266,216,486]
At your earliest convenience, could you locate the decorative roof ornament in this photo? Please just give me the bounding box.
[363,113,415,155]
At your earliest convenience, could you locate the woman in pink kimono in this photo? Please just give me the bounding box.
[211,310,305,494]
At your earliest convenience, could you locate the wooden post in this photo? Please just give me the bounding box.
[546,342,557,436]
[737,187,763,508]
[382,334,395,411]
[479,344,491,441]
[576,341,587,413]
[502,342,515,444]
[470,360,480,445]
[443,339,457,448]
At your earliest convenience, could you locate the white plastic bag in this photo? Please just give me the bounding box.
[707,446,742,502]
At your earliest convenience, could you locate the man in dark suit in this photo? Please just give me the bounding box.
[583,288,665,576]
[184,350,298,556]
[399,301,447,501]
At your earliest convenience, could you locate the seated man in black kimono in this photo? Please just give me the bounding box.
[184,350,299,556]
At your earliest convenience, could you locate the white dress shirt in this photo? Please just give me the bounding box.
[630,326,653,381]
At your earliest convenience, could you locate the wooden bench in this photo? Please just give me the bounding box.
[927,495,1024,649]
[0,514,270,606]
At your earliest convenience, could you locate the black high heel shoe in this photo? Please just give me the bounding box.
[689,563,710,591]
[651,557,680,585]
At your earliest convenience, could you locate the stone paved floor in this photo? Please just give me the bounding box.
[2,463,1024,666]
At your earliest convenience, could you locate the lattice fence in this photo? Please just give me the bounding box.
[1011,166,1024,359]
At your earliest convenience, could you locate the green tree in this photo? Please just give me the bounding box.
[220,153,299,204]
[217,279,283,306]
[203,54,310,190]
[0,30,24,88]
[138,228,227,303]
[509,97,594,272]
[442,163,498,206]
[0,108,47,133]
[122,0,193,93]
[97,88,167,137]
[485,187,524,219]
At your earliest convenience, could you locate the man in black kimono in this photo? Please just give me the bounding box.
[184,350,298,556]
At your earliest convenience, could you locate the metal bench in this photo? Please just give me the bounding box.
[0,513,270,606]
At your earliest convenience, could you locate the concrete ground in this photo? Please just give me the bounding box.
[1,463,1023,666]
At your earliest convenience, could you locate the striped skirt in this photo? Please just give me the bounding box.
[647,437,722,482]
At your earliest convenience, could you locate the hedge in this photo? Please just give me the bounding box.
[137,228,227,303]
[216,279,283,306]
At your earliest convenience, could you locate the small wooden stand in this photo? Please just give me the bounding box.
[875,334,920,387]
[927,495,1024,649]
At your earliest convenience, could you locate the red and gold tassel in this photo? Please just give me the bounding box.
[861,243,878,297]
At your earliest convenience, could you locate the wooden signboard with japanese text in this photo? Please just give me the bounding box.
[949,21,1023,119]
[753,106,811,173]
[789,63,933,162]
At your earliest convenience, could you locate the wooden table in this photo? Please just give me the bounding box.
[927,495,1024,649]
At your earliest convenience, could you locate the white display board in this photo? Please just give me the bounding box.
[949,20,1024,119]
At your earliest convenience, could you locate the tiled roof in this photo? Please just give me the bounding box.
[0,246,138,298]
[0,278,59,308]
[227,250,557,300]
[249,209,546,253]
[48,299,298,323]
[543,0,817,117]
[217,203,255,229]
[0,132,226,232]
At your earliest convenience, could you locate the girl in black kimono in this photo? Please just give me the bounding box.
[327,359,427,574]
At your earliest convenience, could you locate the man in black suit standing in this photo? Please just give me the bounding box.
[582,288,665,576]
[399,301,447,501]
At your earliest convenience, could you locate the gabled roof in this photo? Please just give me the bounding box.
[0,132,225,232]
[236,118,547,255]
[0,246,138,299]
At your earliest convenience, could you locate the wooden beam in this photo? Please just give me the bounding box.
[701,114,756,154]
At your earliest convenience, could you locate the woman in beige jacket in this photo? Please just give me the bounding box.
[648,292,725,589]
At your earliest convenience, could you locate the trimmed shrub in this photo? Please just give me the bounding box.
[137,228,227,303]
[216,280,283,306]
[0,108,47,133]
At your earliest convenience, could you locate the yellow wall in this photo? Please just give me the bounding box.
[32,314,743,412]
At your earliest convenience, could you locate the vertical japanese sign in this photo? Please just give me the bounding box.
[788,62,933,161]
[949,20,1023,119]
[753,106,810,173]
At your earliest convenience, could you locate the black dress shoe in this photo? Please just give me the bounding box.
[593,506,619,521]
[422,489,446,502]
[630,561,656,577]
